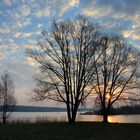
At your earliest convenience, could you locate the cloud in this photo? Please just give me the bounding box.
[122,29,140,41]
[80,0,140,43]
[81,0,140,25]
[14,31,40,39]
[0,38,2,42]
[131,34,140,40]
[23,45,38,50]
[12,15,31,29]
[135,45,140,49]
[111,12,127,20]
[0,28,10,34]
[94,0,140,15]
[8,38,14,43]
[3,4,32,30]
[0,45,8,49]
[24,57,36,66]
[37,24,43,28]
[0,52,6,60]
[35,6,50,17]
[122,30,133,38]
[68,0,79,7]
[57,0,79,16]
[14,32,33,38]
[122,30,140,41]
[11,45,19,53]
[34,0,79,17]
[4,0,13,6]
[21,5,30,16]
[82,6,111,17]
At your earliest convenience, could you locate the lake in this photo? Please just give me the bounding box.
[8,112,140,123]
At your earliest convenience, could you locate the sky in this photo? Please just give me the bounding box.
[0,0,140,106]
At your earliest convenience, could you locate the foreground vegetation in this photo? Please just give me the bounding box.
[0,122,140,140]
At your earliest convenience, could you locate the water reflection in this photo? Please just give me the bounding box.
[78,115,102,122]
[80,114,140,123]
[79,114,140,123]
[108,115,140,123]
[9,112,140,123]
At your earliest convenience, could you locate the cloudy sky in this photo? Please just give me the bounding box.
[0,0,140,106]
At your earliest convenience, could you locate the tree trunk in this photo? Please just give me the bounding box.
[71,112,76,123]
[68,118,74,124]
[66,103,73,123]
[102,107,109,123]
[3,113,6,125]
[103,112,108,123]
[67,106,78,124]
[71,104,79,123]
[68,111,76,124]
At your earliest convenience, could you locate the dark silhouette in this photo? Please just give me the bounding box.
[93,36,140,123]
[0,71,16,124]
[28,16,101,123]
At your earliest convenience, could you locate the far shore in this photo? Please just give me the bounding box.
[12,105,140,115]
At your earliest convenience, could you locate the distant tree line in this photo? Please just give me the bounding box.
[94,105,140,115]
[28,16,140,123]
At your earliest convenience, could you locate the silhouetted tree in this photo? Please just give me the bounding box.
[93,36,140,123]
[0,71,16,124]
[28,16,101,123]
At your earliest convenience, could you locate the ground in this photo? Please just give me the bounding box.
[0,122,140,140]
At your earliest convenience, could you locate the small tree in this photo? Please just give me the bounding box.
[93,36,140,123]
[28,16,100,123]
[0,71,16,124]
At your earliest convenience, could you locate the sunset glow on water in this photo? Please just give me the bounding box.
[9,112,140,124]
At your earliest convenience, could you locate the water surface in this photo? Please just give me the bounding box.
[9,112,140,123]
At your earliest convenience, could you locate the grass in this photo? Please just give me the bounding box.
[0,122,140,140]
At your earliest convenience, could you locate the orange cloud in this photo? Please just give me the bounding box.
[122,30,133,38]
[131,34,140,40]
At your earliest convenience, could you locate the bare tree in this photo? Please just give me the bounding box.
[28,16,100,123]
[93,36,140,123]
[0,71,16,124]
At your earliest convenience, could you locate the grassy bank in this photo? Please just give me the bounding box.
[0,122,140,140]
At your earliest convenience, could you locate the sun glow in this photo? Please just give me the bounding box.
[105,93,111,100]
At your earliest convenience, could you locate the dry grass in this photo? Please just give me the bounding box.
[0,122,140,140]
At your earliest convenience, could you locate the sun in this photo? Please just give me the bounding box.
[106,93,111,100]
